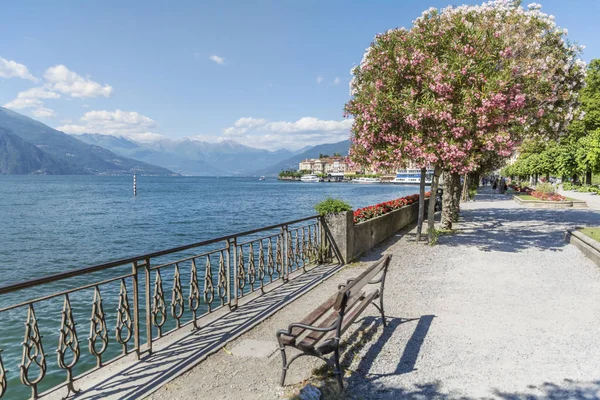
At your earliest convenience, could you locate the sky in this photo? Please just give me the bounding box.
[1,0,599,151]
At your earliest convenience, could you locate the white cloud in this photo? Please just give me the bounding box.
[333,77,340,85]
[0,57,37,81]
[209,55,225,65]
[4,87,60,109]
[44,65,113,98]
[57,109,165,142]
[218,116,353,150]
[4,87,60,118]
[31,107,56,118]
[316,75,324,84]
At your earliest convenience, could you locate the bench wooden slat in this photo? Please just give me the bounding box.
[278,293,338,346]
[316,289,380,353]
[295,290,366,352]
[334,255,390,310]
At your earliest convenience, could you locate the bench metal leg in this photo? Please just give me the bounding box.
[333,347,343,390]
[278,346,288,386]
[379,294,387,327]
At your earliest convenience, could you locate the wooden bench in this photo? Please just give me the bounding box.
[276,255,392,389]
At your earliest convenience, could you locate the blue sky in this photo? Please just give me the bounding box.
[1,0,598,150]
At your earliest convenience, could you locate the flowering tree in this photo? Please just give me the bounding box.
[345,0,585,234]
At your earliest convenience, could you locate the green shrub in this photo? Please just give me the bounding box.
[563,182,573,190]
[314,197,352,216]
[536,182,555,194]
[576,185,595,193]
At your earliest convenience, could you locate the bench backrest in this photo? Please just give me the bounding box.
[334,255,391,311]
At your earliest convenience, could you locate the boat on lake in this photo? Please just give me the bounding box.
[352,177,381,184]
[300,174,320,182]
[259,176,266,181]
[391,168,433,185]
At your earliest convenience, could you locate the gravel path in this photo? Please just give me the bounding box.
[151,188,600,399]
[345,189,600,399]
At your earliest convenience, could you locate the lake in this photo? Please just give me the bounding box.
[0,175,421,399]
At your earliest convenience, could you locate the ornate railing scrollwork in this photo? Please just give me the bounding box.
[21,304,47,399]
[258,241,266,289]
[204,255,215,312]
[287,228,294,273]
[189,258,201,329]
[57,294,80,397]
[89,286,108,368]
[217,251,227,306]
[267,238,275,282]
[115,279,133,355]
[248,243,256,291]
[237,246,246,297]
[170,264,184,329]
[275,234,283,278]
[0,349,7,398]
[151,271,167,338]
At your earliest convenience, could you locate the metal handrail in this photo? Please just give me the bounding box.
[0,215,319,295]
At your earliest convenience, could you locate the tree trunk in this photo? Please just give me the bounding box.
[545,173,550,182]
[415,167,426,242]
[428,165,442,241]
[461,173,468,201]
[586,170,592,185]
[441,171,461,229]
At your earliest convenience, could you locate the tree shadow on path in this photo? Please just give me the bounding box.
[439,207,600,253]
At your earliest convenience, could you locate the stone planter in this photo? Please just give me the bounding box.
[323,200,426,264]
[513,195,587,208]
[566,229,600,267]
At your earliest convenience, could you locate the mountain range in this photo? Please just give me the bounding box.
[75,134,297,176]
[0,107,352,176]
[0,107,175,175]
[75,135,351,176]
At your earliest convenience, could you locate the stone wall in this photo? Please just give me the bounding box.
[323,200,426,264]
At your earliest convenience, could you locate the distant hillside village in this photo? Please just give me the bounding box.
[279,153,394,181]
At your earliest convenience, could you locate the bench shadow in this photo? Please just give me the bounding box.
[345,315,435,383]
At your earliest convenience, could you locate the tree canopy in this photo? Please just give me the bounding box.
[345,1,585,175]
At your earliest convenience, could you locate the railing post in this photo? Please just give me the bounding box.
[282,225,289,281]
[319,217,326,263]
[132,261,140,360]
[229,238,238,308]
[144,258,153,354]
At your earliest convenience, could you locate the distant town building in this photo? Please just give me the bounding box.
[299,156,362,175]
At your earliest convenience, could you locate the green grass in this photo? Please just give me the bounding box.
[580,227,600,242]
[515,194,536,200]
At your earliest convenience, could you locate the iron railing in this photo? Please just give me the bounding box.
[0,215,326,399]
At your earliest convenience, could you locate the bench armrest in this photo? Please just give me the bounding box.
[276,321,337,339]
[338,278,354,290]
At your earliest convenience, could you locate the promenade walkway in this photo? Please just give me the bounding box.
[558,188,600,210]
[150,188,600,399]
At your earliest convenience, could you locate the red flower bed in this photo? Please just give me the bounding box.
[531,191,566,201]
[353,192,430,223]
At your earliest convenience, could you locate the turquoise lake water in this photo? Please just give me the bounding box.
[0,176,420,399]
